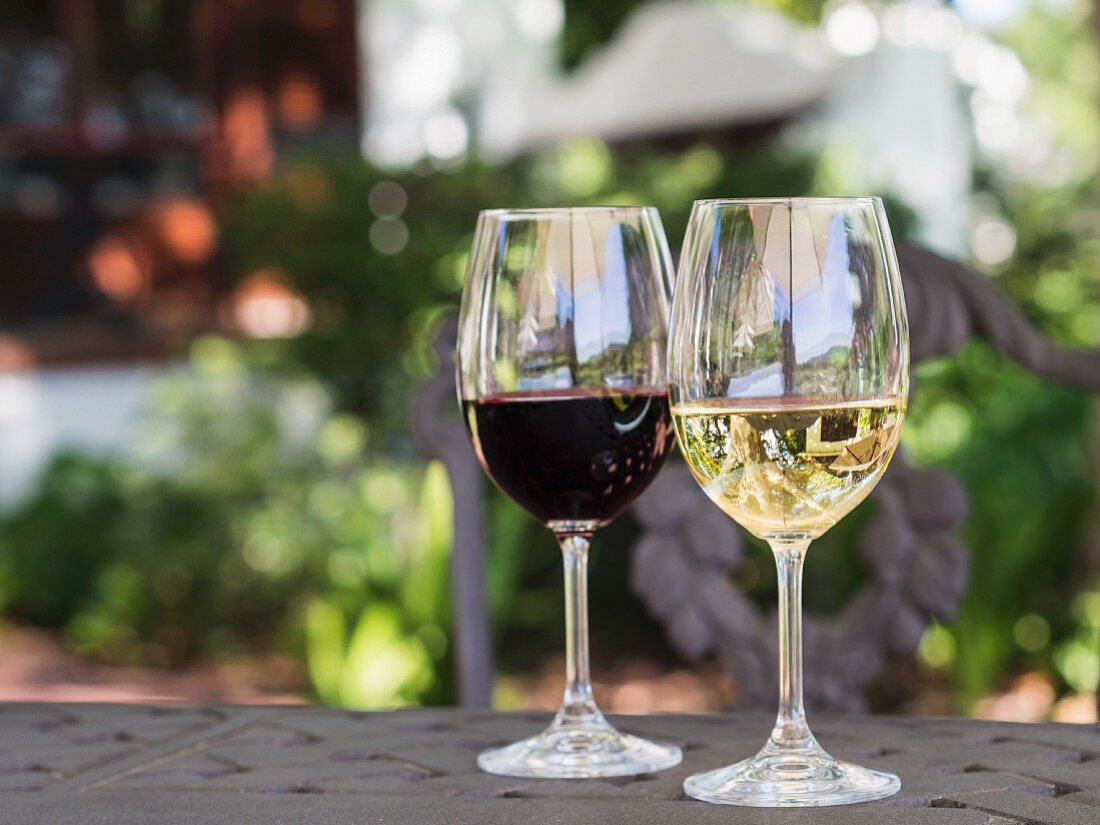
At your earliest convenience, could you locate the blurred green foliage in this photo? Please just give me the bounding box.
[1055,585,1100,695]
[219,157,505,425]
[906,348,1096,707]
[899,0,1100,712]
[0,339,458,706]
[219,141,813,423]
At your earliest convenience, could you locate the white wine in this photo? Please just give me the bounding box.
[672,398,905,540]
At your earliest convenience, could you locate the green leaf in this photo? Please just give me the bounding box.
[338,604,432,707]
[304,598,346,705]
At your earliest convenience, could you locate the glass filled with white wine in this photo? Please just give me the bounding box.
[668,197,909,807]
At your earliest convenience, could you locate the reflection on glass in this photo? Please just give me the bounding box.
[669,197,909,807]
[457,206,683,779]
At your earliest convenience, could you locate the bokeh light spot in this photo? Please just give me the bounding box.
[515,0,564,41]
[918,624,957,669]
[368,181,408,217]
[277,72,323,131]
[825,1,880,57]
[88,235,149,303]
[423,109,468,160]
[971,218,1016,266]
[151,198,219,264]
[1013,614,1050,652]
[370,217,409,255]
[229,269,313,338]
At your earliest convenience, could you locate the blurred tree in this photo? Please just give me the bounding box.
[219,142,812,429]
[219,157,510,430]
[0,338,458,705]
[900,0,1100,712]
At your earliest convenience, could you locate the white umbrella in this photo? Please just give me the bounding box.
[512,0,837,148]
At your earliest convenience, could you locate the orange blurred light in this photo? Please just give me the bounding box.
[0,335,36,372]
[88,235,149,303]
[277,73,323,131]
[223,89,274,182]
[1051,692,1099,724]
[151,198,219,264]
[229,269,312,339]
[972,672,1055,723]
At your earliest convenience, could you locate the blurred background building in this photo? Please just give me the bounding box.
[0,0,1098,721]
[1,0,359,500]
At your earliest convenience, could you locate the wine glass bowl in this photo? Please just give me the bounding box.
[669,197,908,806]
[457,206,682,778]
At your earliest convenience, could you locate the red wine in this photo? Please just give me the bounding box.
[463,390,675,529]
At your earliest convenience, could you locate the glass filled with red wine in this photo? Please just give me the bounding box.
[457,206,682,778]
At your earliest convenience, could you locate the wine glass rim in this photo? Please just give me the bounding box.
[479,205,659,219]
[694,196,882,207]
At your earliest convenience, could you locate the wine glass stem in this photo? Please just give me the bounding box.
[558,533,601,722]
[769,539,813,751]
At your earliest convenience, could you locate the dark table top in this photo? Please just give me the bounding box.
[0,704,1098,824]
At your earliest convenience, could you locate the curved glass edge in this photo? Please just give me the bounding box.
[692,196,882,207]
[478,205,661,220]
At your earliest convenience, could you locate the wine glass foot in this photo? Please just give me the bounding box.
[477,717,682,779]
[683,746,899,807]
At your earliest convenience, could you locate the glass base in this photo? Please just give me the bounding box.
[477,715,682,779]
[683,744,900,807]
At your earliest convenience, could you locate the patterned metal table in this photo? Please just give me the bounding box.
[1,704,1098,823]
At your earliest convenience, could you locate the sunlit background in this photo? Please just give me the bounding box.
[0,0,1098,723]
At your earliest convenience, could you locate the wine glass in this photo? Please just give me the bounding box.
[668,197,909,806]
[456,206,683,778]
